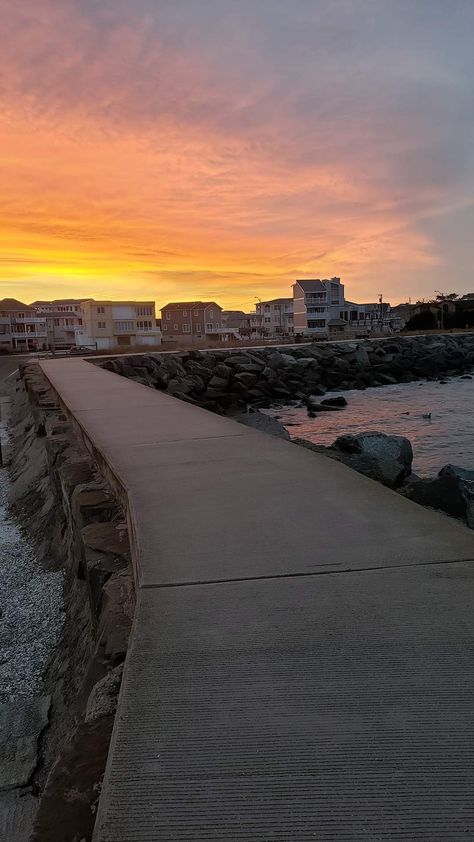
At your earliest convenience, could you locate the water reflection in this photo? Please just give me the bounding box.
[270,376,474,475]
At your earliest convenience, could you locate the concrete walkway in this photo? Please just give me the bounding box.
[40,358,474,840]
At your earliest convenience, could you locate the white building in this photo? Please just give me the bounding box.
[75,300,161,350]
[340,301,395,334]
[32,299,85,350]
[0,299,47,351]
[255,298,294,338]
[293,278,345,338]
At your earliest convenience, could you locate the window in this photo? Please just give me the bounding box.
[273,304,279,310]
[264,317,271,323]
[206,323,213,331]
[209,309,214,318]
[182,310,188,317]
[163,324,167,330]
[137,306,152,316]
[305,293,326,301]
[194,310,199,316]
[195,323,202,332]
[174,324,179,330]
[115,320,134,331]
[97,306,105,314]
[54,318,60,326]
[166,312,171,320]
[182,324,190,333]
[308,319,326,329]
[307,307,326,314]
[137,320,152,330]
[98,321,106,329]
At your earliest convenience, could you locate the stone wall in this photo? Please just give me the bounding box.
[98,333,474,412]
[7,364,135,842]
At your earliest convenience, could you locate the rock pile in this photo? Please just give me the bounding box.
[295,432,414,489]
[402,464,474,528]
[296,431,474,528]
[99,333,474,413]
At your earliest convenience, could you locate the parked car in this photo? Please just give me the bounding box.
[68,346,96,356]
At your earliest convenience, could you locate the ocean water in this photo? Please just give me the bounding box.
[269,375,474,476]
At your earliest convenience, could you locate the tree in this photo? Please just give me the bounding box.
[435,292,458,301]
[405,310,437,331]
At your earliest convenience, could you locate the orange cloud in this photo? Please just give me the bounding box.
[1,0,473,308]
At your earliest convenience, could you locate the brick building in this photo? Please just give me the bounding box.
[161,301,223,344]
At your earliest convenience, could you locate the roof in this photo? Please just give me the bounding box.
[294,280,326,292]
[0,298,33,311]
[257,298,293,306]
[328,318,347,326]
[222,311,250,328]
[83,300,155,306]
[161,301,222,311]
[31,299,88,305]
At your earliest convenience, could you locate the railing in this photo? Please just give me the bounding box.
[114,324,135,334]
[11,316,46,325]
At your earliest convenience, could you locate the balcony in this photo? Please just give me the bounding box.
[304,295,328,304]
[11,316,46,325]
[204,325,224,334]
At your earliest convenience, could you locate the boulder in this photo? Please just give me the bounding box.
[233,371,258,387]
[225,353,264,369]
[306,401,344,413]
[167,374,205,396]
[331,432,413,488]
[233,410,290,439]
[214,363,232,380]
[355,347,370,367]
[207,374,229,391]
[320,396,347,407]
[403,464,474,527]
[266,352,284,370]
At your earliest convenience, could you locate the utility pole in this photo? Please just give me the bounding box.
[379,293,383,330]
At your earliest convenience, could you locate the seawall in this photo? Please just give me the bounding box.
[27,354,474,840]
[3,364,135,841]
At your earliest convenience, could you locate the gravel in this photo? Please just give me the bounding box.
[0,422,64,703]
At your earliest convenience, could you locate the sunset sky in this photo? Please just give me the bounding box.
[1,0,473,309]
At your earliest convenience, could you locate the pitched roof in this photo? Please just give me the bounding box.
[328,318,347,326]
[160,301,222,311]
[294,280,326,292]
[31,298,88,306]
[257,297,293,306]
[0,298,33,311]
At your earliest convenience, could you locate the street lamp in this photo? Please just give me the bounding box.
[435,291,444,330]
[254,296,263,339]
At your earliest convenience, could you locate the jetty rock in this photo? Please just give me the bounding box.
[295,431,414,489]
[331,432,413,488]
[403,464,474,528]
